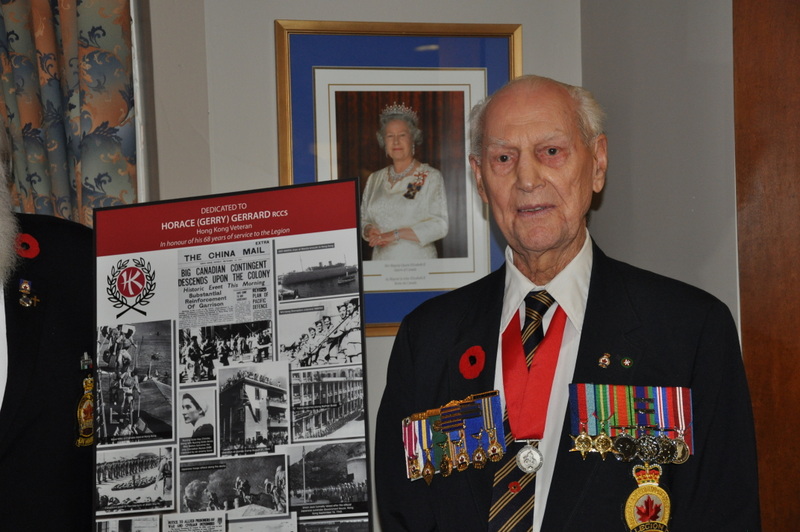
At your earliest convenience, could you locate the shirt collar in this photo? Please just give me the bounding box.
[502,228,593,332]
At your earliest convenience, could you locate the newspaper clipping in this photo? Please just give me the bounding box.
[95,181,369,531]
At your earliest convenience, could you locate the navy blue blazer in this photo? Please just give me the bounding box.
[0,213,94,530]
[375,243,760,531]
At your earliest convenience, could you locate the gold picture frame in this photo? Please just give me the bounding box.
[275,20,522,336]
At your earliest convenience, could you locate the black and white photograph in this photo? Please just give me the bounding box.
[218,363,290,456]
[276,229,360,301]
[288,442,369,518]
[96,320,174,445]
[179,387,217,457]
[96,446,175,516]
[162,511,226,532]
[96,515,160,531]
[179,319,274,383]
[278,296,362,368]
[229,517,296,532]
[297,517,369,532]
[290,367,365,442]
[179,455,288,519]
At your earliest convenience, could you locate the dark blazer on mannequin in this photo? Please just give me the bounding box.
[0,213,94,530]
[375,242,760,531]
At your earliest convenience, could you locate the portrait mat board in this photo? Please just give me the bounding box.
[314,68,490,293]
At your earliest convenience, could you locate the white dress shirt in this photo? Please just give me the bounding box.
[493,229,593,531]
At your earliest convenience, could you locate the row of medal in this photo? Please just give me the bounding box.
[568,382,694,465]
[401,384,695,484]
[570,425,691,464]
[402,391,506,485]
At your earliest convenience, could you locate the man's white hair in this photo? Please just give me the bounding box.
[469,74,606,159]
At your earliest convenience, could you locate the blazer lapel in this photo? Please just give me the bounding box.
[446,267,505,401]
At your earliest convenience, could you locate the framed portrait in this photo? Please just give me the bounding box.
[275,20,522,335]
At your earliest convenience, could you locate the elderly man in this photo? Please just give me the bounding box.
[375,75,759,531]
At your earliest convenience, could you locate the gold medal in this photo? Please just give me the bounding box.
[437,441,452,477]
[407,455,422,480]
[624,463,671,531]
[454,432,470,472]
[486,427,504,462]
[471,430,487,469]
[570,429,594,460]
[593,430,614,460]
[672,431,690,464]
[422,448,435,485]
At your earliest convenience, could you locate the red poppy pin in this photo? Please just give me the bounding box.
[15,233,40,259]
[459,345,486,380]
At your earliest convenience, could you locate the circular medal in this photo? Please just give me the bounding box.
[456,449,470,472]
[439,455,452,477]
[613,432,637,462]
[516,443,543,474]
[593,431,614,459]
[408,456,422,480]
[655,435,677,464]
[487,430,504,462]
[672,437,690,464]
[570,431,594,460]
[636,434,659,462]
[472,446,487,469]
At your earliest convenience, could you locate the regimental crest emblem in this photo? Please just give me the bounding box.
[106,258,156,318]
[624,463,671,531]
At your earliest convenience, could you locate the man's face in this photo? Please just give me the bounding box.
[470,82,607,270]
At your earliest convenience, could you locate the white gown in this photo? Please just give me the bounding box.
[360,163,448,260]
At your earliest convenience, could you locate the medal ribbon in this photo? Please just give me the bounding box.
[675,386,694,452]
[656,386,668,432]
[568,383,585,434]
[502,305,567,440]
[634,385,654,433]
[568,384,694,448]
[595,383,610,434]
[403,419,418,459]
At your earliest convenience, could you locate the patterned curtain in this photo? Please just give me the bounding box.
[0,0,136,227]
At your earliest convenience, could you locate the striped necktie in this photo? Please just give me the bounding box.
[489,290,555,532]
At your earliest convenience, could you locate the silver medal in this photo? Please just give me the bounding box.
[515,442,543,474]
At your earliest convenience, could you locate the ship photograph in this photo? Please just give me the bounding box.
[276,229,360,301]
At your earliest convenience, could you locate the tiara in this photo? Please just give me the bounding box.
[381,102,418,123]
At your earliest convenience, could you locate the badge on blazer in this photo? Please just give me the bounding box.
[624,463,671,531]
[75,374,95,447]
[18,278,40,307]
